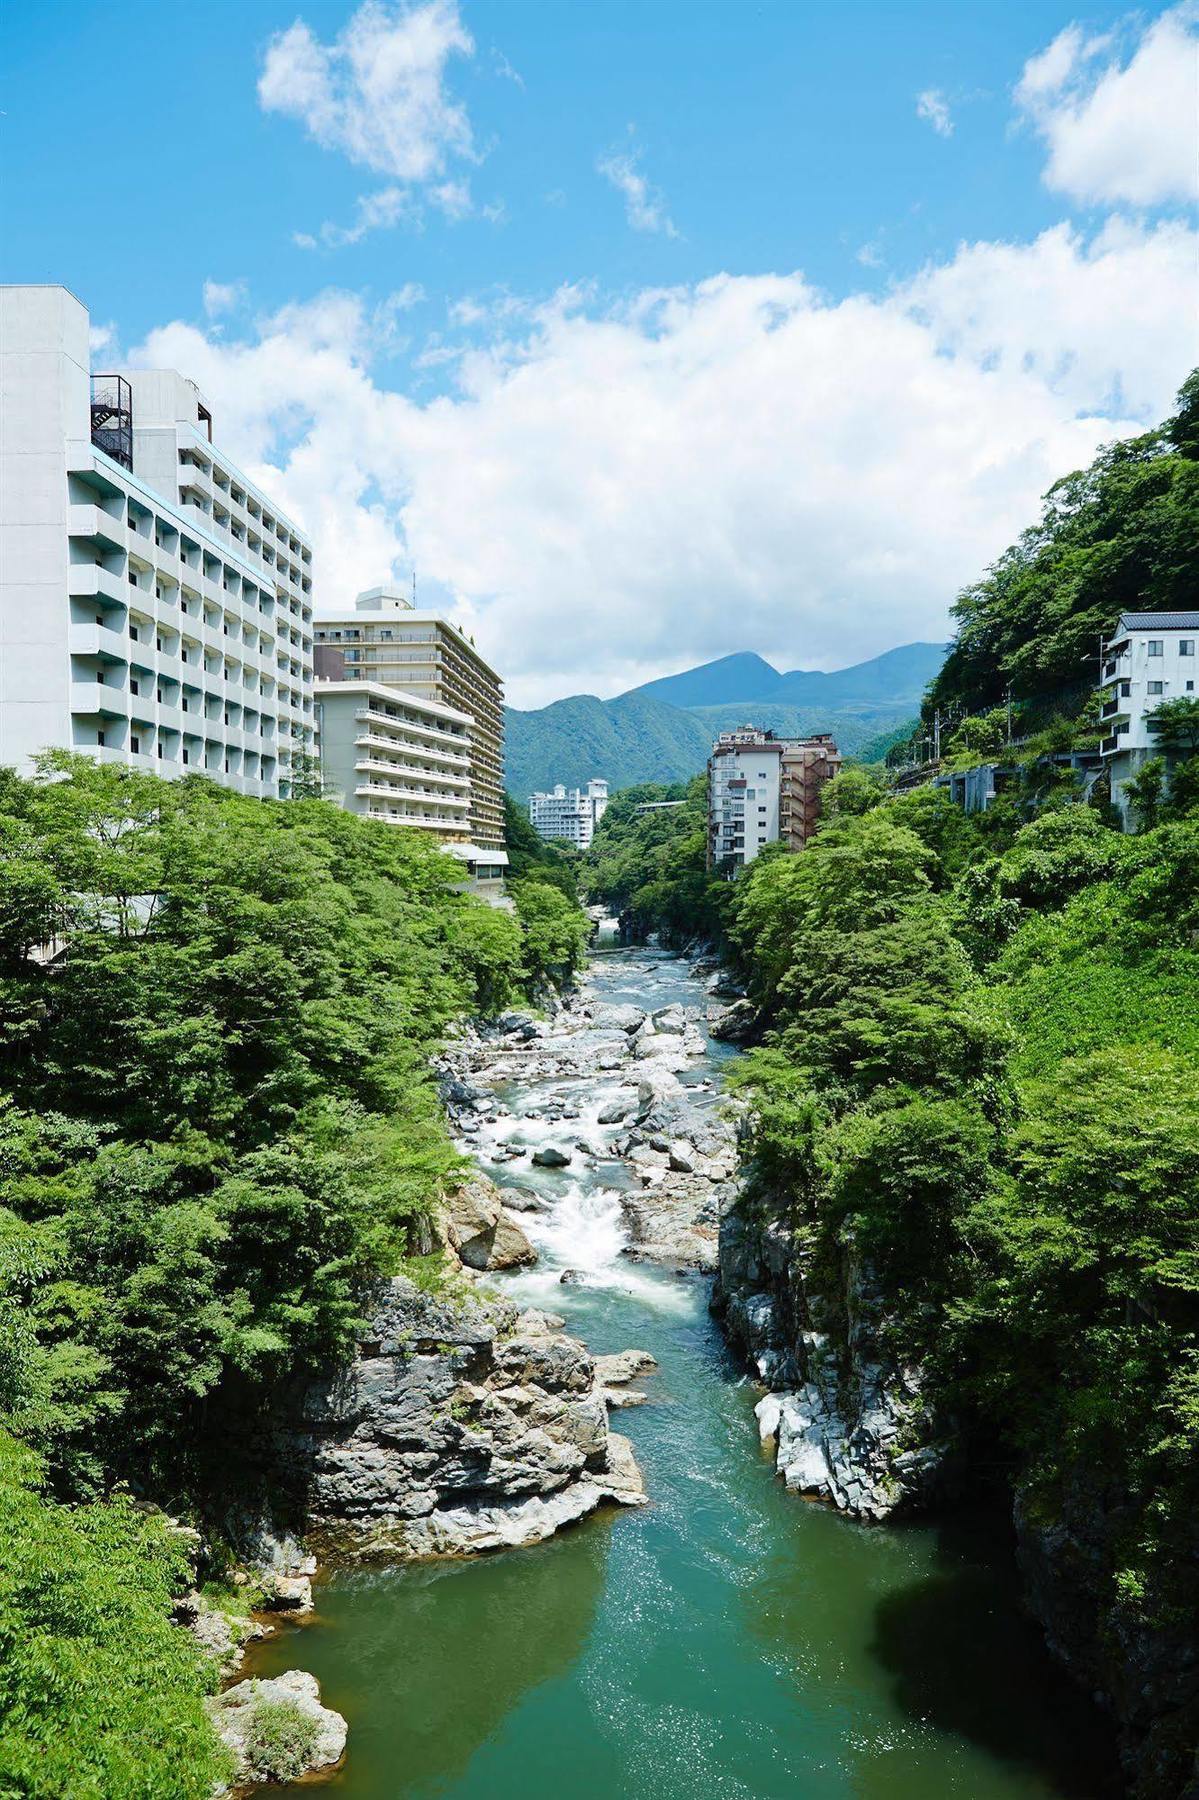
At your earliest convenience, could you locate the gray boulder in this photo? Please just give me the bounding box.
[282,1277,646,1559]
[652,1004,688,1034]
[709,999,759,1044]
[532,1145,572,1168]
[447,1175,538,1270]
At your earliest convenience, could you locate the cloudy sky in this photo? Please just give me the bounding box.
[5,0,1196,705]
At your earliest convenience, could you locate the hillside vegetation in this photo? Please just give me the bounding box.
[926,371,1199,738]
[506,643,945,799]
[0,755,588,1794]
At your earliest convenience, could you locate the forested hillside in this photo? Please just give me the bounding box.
[925,371,1199,736]
[506,643,945,798]
[0,755,588,1795]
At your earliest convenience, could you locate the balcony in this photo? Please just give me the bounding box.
[363,807,466,831]
[68,623,129,663]
[68,504,125,550]
[70,681,127,718]
[355,781,469,809]
[353,758,470,789]
[68,563,127,607]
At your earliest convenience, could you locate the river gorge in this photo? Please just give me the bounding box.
[254,942,1116,1799]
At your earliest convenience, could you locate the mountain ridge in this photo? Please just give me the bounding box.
[505,640,944,799]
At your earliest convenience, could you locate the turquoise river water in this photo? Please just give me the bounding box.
[256,947,1116,1800]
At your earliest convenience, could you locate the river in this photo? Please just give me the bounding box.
[256,944,1116,1800]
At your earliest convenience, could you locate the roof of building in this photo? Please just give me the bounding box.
[1113,611,1199,633]
[316,679,472,728]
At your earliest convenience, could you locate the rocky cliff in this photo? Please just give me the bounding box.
[1015,1480,1199,1799]
[281,1276,644,1558]
[713,1192,943,1522]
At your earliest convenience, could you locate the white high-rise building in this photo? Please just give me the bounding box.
[707,727,841,867]
[0,285,315,795]
[528,779,609,849]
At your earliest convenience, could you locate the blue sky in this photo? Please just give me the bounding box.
[3,0,1196,703]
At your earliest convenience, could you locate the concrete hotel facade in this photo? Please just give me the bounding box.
[528,779,609,849]
[1100,610,1199,824]
[0,285,315,795]
[315,589,504,853]
[708,726,841,868]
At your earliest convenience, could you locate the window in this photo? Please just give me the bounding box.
[1148,640,1163,657]
[1120,681,1131,697]
[1148,681,1164,695]
[130,678,140,696]
[131,734,140,754]
[1181,640,1195,657]
[1188,681,1195,693]
[97,731,104,748]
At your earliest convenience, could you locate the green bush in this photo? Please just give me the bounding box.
[243,1693,324,1782]
[0,1433,227,1799]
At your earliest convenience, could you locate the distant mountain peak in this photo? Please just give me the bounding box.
[504,639,945,799]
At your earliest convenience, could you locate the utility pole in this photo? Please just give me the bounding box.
[933,708,942,761]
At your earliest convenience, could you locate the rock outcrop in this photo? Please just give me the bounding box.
[282,1279,645,1559]
[446,1174,537,1270]
[714,1197,943,1522]
[1015,1479,1199,1799]
[208,1670,347,1790]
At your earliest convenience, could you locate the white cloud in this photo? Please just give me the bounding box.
[1015,3,1199,206]
[259,0,481,239]
[916,89,954,136]
[129,218,1196,707]
[202,280,246,319]
[597,144,678,237]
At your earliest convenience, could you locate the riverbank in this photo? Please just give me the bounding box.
[251,943,1117,1800]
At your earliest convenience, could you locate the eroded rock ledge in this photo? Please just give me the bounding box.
[281,1276,645,1559]
[714,1200,944,1522]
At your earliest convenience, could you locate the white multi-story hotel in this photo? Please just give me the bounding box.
[528,779,609,849]
[1100,610,1199,824]
[314,589,505,854]
[707,726,841,868]
[0,285,315,795]
[316,680,508,899]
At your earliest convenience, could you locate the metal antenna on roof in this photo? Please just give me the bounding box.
[412,568,417,608]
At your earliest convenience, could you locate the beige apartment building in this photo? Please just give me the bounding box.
[315,588,504,853]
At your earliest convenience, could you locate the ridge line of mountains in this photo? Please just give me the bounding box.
[504,641,946,799]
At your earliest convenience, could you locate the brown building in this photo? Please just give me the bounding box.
[779,733,842,850]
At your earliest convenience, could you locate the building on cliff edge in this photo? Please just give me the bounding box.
[707,726,841,869]
[314,587,508,900]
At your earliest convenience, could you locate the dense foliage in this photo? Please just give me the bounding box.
[926,372,1199,732]
[0,1432,228,1799]
[580,777,729,947]
[0,756,588,1787]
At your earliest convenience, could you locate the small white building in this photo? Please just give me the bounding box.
[0,284,316,795]
[1100,610,1198,824]
[528,779,609,849]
